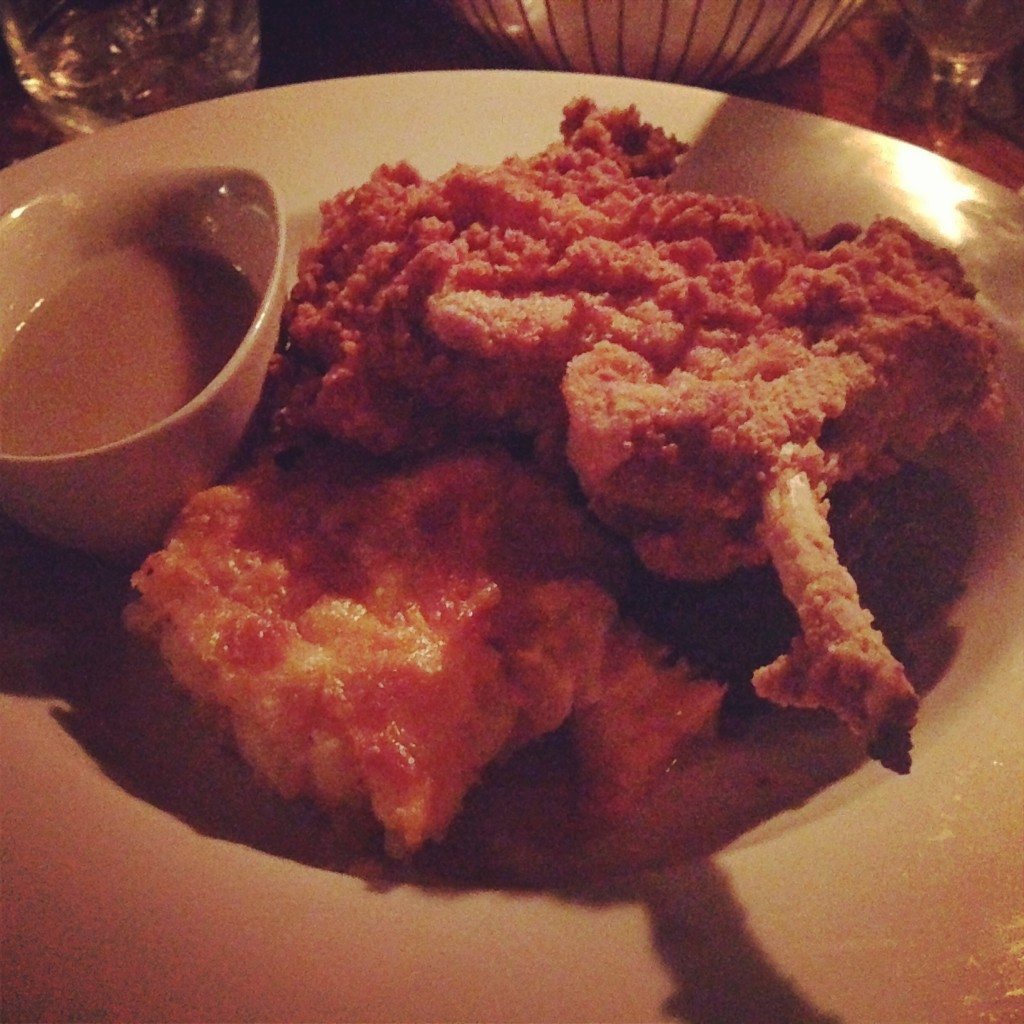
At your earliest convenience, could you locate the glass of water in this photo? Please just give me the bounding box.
[0,0,260,135]
[899,0,1024,152]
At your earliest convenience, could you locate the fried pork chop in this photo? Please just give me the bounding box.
[271,100,1003,771]
[126,448,723,855]
[562,218,1003,769]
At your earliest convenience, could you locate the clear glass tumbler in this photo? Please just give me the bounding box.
[0,0,260,134]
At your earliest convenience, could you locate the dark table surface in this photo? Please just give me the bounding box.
[2,0,1023,189]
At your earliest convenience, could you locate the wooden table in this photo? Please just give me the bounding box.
[2,0,1022,190]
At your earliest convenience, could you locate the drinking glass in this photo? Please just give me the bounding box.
[899,0,1024,151]
[0,0,260,135]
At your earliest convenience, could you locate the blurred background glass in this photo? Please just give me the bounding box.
[898,0,1024,150]
[0,0,259,134]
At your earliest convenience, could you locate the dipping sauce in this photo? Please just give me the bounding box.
[0,244,259,457]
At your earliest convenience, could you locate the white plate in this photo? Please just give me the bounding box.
[2,71,1022,1024]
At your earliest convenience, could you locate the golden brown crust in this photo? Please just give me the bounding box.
[561,217,1002,579]
[126,447,722,853]
[276,99,806,455]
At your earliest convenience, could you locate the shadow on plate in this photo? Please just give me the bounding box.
[0,461,975,1024]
